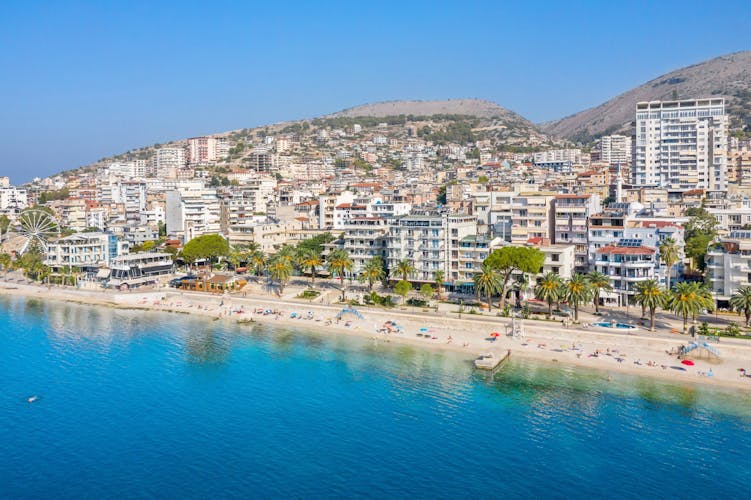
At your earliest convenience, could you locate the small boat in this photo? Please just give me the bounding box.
[27,395,38,403]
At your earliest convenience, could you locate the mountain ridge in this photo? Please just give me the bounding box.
[541,50,751,141]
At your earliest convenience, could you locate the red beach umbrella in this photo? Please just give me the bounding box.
[681,360,695,366]
[490,332,501,337]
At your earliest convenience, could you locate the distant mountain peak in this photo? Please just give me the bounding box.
[542,50,751,141]
[328,98,533,124]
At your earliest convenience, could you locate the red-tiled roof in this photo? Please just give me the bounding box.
[527,237,543,245]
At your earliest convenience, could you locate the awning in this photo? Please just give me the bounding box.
[96,269,110,279]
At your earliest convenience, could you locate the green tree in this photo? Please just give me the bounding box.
[396,259,415,282]
[268,256,293,294]
[249,251,267,278]
[433,270,445,299]
[327,249,353,300]
[683,208,718,271]
[419,283,434,304]
[659,237,680,290]
[485,246,545,308]
[473,264,502,311]
[564,273,593,322]
[668,281,713,334]
[0,215,10,235]
[297,249,323,286]
[535,272,562,318]
[394,280,412,304]
[358,256,385,291]
[587,270,612,314]
[729,286,751,327]
[633,279,665,332]
[181,234,230,266]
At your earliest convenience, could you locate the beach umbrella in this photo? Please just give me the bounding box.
[681,359,695,366]
[420,327,428,332]
[490,332,500,337]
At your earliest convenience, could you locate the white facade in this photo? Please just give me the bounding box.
[386,210,476,284]
[45,232,128,269]
[153,147,186,179]
[599,135,632,165]
[633,99,728,192]
[706,231,751,302]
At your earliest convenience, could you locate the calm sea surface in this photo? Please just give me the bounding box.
[2,296,751,498]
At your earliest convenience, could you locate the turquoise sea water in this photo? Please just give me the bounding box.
[2,296,751,498]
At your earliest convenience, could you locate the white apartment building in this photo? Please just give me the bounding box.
[341,216,389,274]
[633,99,728,192]
[450,235,503,289]
[598,135,632,166]
[153,147,186,179]
[534,242,576,280]
[386,210,477,284]
[553,194,600,271]
[0,186,29,216]
[165,188,221,241]
[511,192,555,244]
[594,240,657,306]
[533,149,583,165]
[45,232,128,271]
[706,231,751,305]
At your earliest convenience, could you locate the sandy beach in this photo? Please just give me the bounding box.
[3,280,751,391]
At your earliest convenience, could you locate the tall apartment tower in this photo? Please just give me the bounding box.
[599,135,632,166]
[632,99,728,192]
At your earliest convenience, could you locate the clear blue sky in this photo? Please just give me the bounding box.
[1,0,748,183]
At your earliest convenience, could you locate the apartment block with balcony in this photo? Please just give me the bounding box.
[450,235,503,288]
[45,232,128,274]
[510,192,555,245]
[341,217,388,274]
[705,231,751,305]
[633,99,728,193]
[553,194,600,272]
[386,210,476,284]
[595,240,657,306]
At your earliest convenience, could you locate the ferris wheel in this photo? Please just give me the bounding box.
[17,209,61,254]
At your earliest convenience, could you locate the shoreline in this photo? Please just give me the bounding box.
[3,282,751,391]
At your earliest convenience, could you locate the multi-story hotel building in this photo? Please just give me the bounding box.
[632,99,728,192]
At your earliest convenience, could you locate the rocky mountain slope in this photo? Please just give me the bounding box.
[542,51,751,142]
[331,98,533,125]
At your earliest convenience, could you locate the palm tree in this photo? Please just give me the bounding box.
[535,272,562,318]
[359,256,385,291]
[659,237,680,291]
[0,252,11,279]
[668,281,711,334]
[327,249,353,300]
[730,286,751,327]
[249,251,267,279]
[433,270,445,299]
[473,264,502,311]
[633,279,665,332]
[587,270,612,314]
[513,273,529,308]
[564,273,592,322]
[268,256,293,295]
[297,249,323,286]
[396,259,415,283]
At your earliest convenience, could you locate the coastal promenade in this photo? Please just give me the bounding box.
[2,277,751,391]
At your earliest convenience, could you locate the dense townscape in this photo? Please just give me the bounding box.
[2,92,751,334]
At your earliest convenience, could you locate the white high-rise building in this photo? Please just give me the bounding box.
[599,135,632,165]
[633,99,728,192]
[153,147,186,179]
